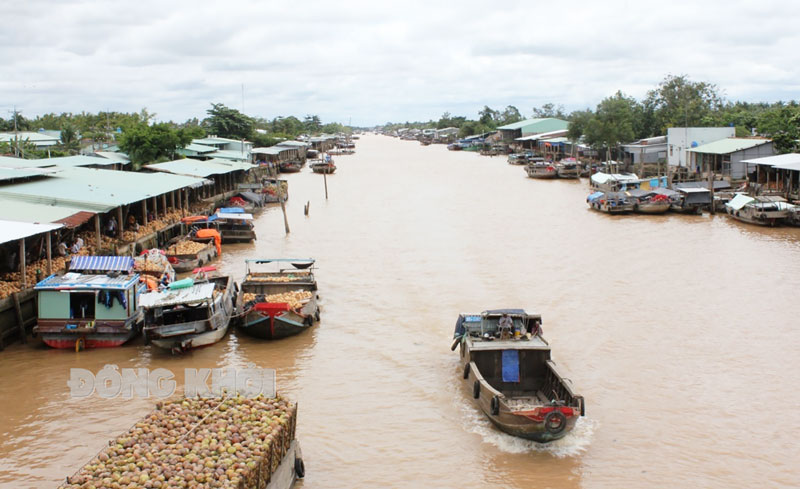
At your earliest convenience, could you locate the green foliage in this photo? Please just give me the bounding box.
[583,91,638,156]
[118,123,192,168]
[204,103,254,140]
[645,74,723,134]
[498,106,523,126]
[756,103,800,153]
[303,115,322,133]
[532,103,566,119]
[566,110,594,142]
[436,112,467,129]
[478,106,499,128]
[458,121,494,138]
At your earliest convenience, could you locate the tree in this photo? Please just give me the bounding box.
[756,103,800,153]
[303,115,322,134]
[204,103,254,140]
[59,123,80,155]
[499,105,522,125]
[532,103,566,119]
[458,121,493,138]
[645,74,723,134]
[566,109,594,143]
[584,91,638,160]
[118,123,192,168]
[478,106,499,127]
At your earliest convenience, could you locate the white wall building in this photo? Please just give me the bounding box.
[667,127,735,169]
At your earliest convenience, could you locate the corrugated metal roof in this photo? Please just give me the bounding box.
[180,143,218,154]
[208,150,250,161]
[35,272,138,290]
[0,155,120,168]
[70,255,134,273]
[93,151,130,163]
[0,131,60,143]
[147,158,252,178]
[498,118,570,133]
[0,166,210,212]
[0,219,62,245]
[193,137,252,145]
[0,167,58,182]
[740,153,800,168]
[688,138,771,155]
[515,129,569,141]
[0,197,92,226]
[139,282,216,308]
[276,141,309,148]
[252,147,287,155]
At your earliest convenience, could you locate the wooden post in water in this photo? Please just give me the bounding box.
[95,214,101,250]
[277,181,290,235]
[323,171,329,199]
[708,171,716,215]
[19,239,26,289]
[46,231,52,276]
[13,293,26,344]
[117,207,124,240]
[142,199,148,226]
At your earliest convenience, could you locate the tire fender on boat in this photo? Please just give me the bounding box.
[462,363,470,379]
[295,457,305,478]
[473,380,480,399]
[544,410,568,435]
[490,396,500,416]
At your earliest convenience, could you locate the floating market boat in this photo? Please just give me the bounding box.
[239,259,320,340]
[164,238,219,273]
[627,189,672,214]
[671,187,711,214]
[310,161,336,174]
[586,191,634,214]
[556,158,580,179]
[33,256,144,350]
[58,395,305,489]
[279,161,303,173]
[507,153,532,165]
[226,191,266,214]
[452,309,584,442]
[525,161,558,179]
[141,270,239,353]
[725,194,792,226]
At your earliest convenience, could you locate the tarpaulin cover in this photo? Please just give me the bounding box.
[195,229,222,255]
[502,350,520,383]
[69,255,134,273]
[484,309,526,316]
[219,207,245,214]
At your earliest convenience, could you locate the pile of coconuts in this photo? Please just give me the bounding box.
[60,394,296,489]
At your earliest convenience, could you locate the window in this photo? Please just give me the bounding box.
[70,292,96,319]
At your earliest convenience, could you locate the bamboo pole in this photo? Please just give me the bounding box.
[19,239,26,289]
[117,207,124,240]
[95,215,101,250]
[46,231,52,275]
[277,180,290,235]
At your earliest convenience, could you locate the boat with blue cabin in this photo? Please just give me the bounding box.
[239,259,320,340]
[33,256,145,350]
[452,309,584,443]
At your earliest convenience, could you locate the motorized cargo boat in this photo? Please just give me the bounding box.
[33,256,144,350]
[239,259,320,340]
[627,189,672,214]
[141,269,239,353]
[452,309,584,442]
[556,158,580,179]
[725,194,792,226]
[279,161,303,173]
[525,161,558,179]
[586,191,634,213]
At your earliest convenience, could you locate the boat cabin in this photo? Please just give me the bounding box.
[242,258,317,295]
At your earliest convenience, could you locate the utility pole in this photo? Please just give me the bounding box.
[9,106,22,157]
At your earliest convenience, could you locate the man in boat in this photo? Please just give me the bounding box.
[499,313,513,340]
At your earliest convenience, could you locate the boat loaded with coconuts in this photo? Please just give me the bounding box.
[239,259,320,340]
[141,268,240,354]
[452,309,584,443]
[32,255,145,350]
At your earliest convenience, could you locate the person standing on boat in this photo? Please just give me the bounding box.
[499,313,513,340]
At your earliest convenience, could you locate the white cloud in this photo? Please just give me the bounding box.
[2,0,799,125]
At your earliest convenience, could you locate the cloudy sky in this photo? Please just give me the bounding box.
[2,0,799,126]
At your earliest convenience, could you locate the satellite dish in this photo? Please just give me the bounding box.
[691,141,698,148]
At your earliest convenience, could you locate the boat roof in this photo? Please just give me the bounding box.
[214,212,254,220]
[69,255,135,273]
[482,308,529,316]
[469,337,550,351]
[726,193,755,211]
[246,258,315,264]
[138,282,216,308]
[35,272,139,290]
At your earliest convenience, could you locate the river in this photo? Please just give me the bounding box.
[1,134,799,488]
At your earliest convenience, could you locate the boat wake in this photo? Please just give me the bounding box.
[459,403,596,457]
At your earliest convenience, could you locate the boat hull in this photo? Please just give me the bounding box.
[35,318,141,349]
[167,245,218,273]
[557,168,580,179]
[240,297,318,340]
[588,201,633,213]
[41,332,137,349]
[634,201,671,214]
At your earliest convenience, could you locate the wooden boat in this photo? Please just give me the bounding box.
[725,194,791,226]
[525,162,558,179]
[184,210,256,243]
[556,158,580,179]
[33,256,144,350]
[447,143,463,151]
[164,240,219,273]
[627,189,671,214]
[227,190,266,214]
[507,153,530,165]
[452,309,584,442]
[586,191,634,213]
[310,161,337,174]
[279,161,302,173]
[141,271,239,353]
[671,187,710,214]
[239,259,320,340]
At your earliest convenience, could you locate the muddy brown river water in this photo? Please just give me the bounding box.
[1,134,799,488]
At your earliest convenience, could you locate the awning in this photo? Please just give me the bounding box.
[0,219,62,245]
[69,255,135,273]
[726,193,755,211]
[54,211,96,228]
[138,282,216,308]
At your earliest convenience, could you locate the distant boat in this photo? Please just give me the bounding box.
[310,161,336,174]
[587,191,634,213]
[279,161,302,173]
[556,158,580,179]
[452,309,584,443]
[725,194,792,226]
[626,189,671,214]
[525,162,557,179]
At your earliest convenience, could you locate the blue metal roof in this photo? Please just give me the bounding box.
[35,272,139,290]
[69,255,134,273]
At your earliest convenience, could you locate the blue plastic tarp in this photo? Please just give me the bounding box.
[219,207,245,214]
[502,350,520,383]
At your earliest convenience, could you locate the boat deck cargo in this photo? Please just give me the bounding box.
[59,395,303,489]
[165,240,219,273]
